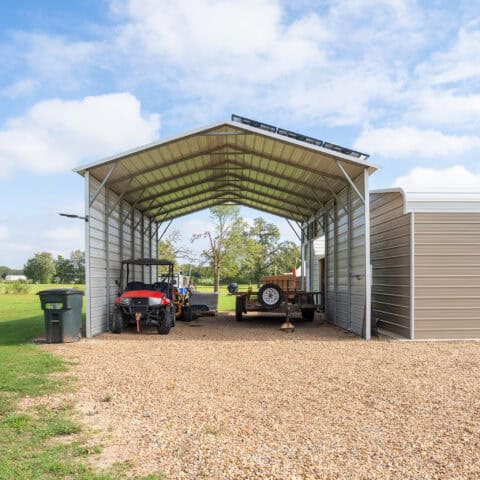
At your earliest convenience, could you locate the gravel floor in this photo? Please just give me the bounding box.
[43,314,480,479]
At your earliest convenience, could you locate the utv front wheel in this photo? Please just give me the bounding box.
[157,307,174,335]
[111,308,123,334]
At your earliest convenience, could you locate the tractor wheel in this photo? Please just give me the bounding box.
[111,308,123,334]
[301,308,315,322]
[258,283,283,309]
[157,307,174,335]
[235,296,244,321]
[183,305,193,323]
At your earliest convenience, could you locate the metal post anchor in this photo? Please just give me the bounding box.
[280,304,295,333]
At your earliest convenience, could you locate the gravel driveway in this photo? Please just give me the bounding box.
[45,314,480,479]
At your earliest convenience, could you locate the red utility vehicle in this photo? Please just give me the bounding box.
[112,258,176,335]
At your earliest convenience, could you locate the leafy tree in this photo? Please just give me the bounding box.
[53,250,85,284]
[158,229,192,270]
[70,250,85,283]
[270,241,300,275]
[24,252,56,283]
[55,256,75,283]
[242,218,280,285]
[240,218,300,285]
[180,263,212,286]
[192,206,246,292]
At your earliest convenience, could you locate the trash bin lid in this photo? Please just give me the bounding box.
[37,289,84,296]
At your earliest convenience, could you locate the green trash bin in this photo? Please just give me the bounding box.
[37,289,84,343]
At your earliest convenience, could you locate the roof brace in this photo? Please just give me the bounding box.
[120,189,147,223]
[335,161,365,204]
[151,222,159,240]
[158,219,174,243]
[89,162,117,207]
[133,214,144,232]
[286,219,301,242]
[107,177,134,217]
[311,180,348,217]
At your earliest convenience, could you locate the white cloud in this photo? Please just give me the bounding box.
[0,0,434,129]
[392,165,480,192]
[415,19,480,85]
[0,92,160,175]
[1,79,37,98]
[410,90,480,129]
[0,225,10,241]
[16,33,97,90]
[114,0,328,85]
[288,68,399,126]
[354,126,480,158]
[43,226,84,243]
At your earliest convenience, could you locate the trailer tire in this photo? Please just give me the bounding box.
[235,296,244,321]
[111,308,123,334]
[301,308,315,322]
[258,283,283,309]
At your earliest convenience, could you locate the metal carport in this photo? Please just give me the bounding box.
[75,117,378,338]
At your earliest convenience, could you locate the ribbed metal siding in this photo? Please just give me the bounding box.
[414,212,480,339]
[86,176,157,337]
[323,174,367,336]
[310,236,325,292]
[369,191,411,338]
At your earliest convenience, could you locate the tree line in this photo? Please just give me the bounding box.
[13,207,299,288]
[22,250,85,284]
[159,206,300,292]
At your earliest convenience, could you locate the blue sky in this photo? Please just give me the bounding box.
[1,0,480,268]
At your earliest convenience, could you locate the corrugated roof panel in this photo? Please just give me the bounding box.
[78,121,376,221]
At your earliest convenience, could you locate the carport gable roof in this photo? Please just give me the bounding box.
[75,120,378,222]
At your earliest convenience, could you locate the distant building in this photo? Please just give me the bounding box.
[5,274,27,282]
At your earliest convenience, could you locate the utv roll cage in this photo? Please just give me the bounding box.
[118,258,175,298]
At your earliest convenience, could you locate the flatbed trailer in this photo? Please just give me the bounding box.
[234,283,323,324]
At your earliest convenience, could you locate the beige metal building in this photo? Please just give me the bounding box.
[370,189,480,339]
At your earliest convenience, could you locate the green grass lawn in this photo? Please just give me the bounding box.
[195,284,254,312]
[0,282,245,479]
[0,286,164,480]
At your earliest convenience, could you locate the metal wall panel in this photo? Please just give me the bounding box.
[321,173,368,336]
[369,191,411,338]
[414,212,480,339]
[86,176,157,337]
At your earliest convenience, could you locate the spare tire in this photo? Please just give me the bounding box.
[258,283,284,309]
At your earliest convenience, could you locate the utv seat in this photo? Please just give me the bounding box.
[126,281,146,291]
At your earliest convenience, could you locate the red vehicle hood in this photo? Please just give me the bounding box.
[115,290,171,305]
[121,290,165,298]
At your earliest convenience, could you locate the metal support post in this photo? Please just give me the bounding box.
[104,188,111,330]
[363,169,371,340]
[84,172,91,337]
